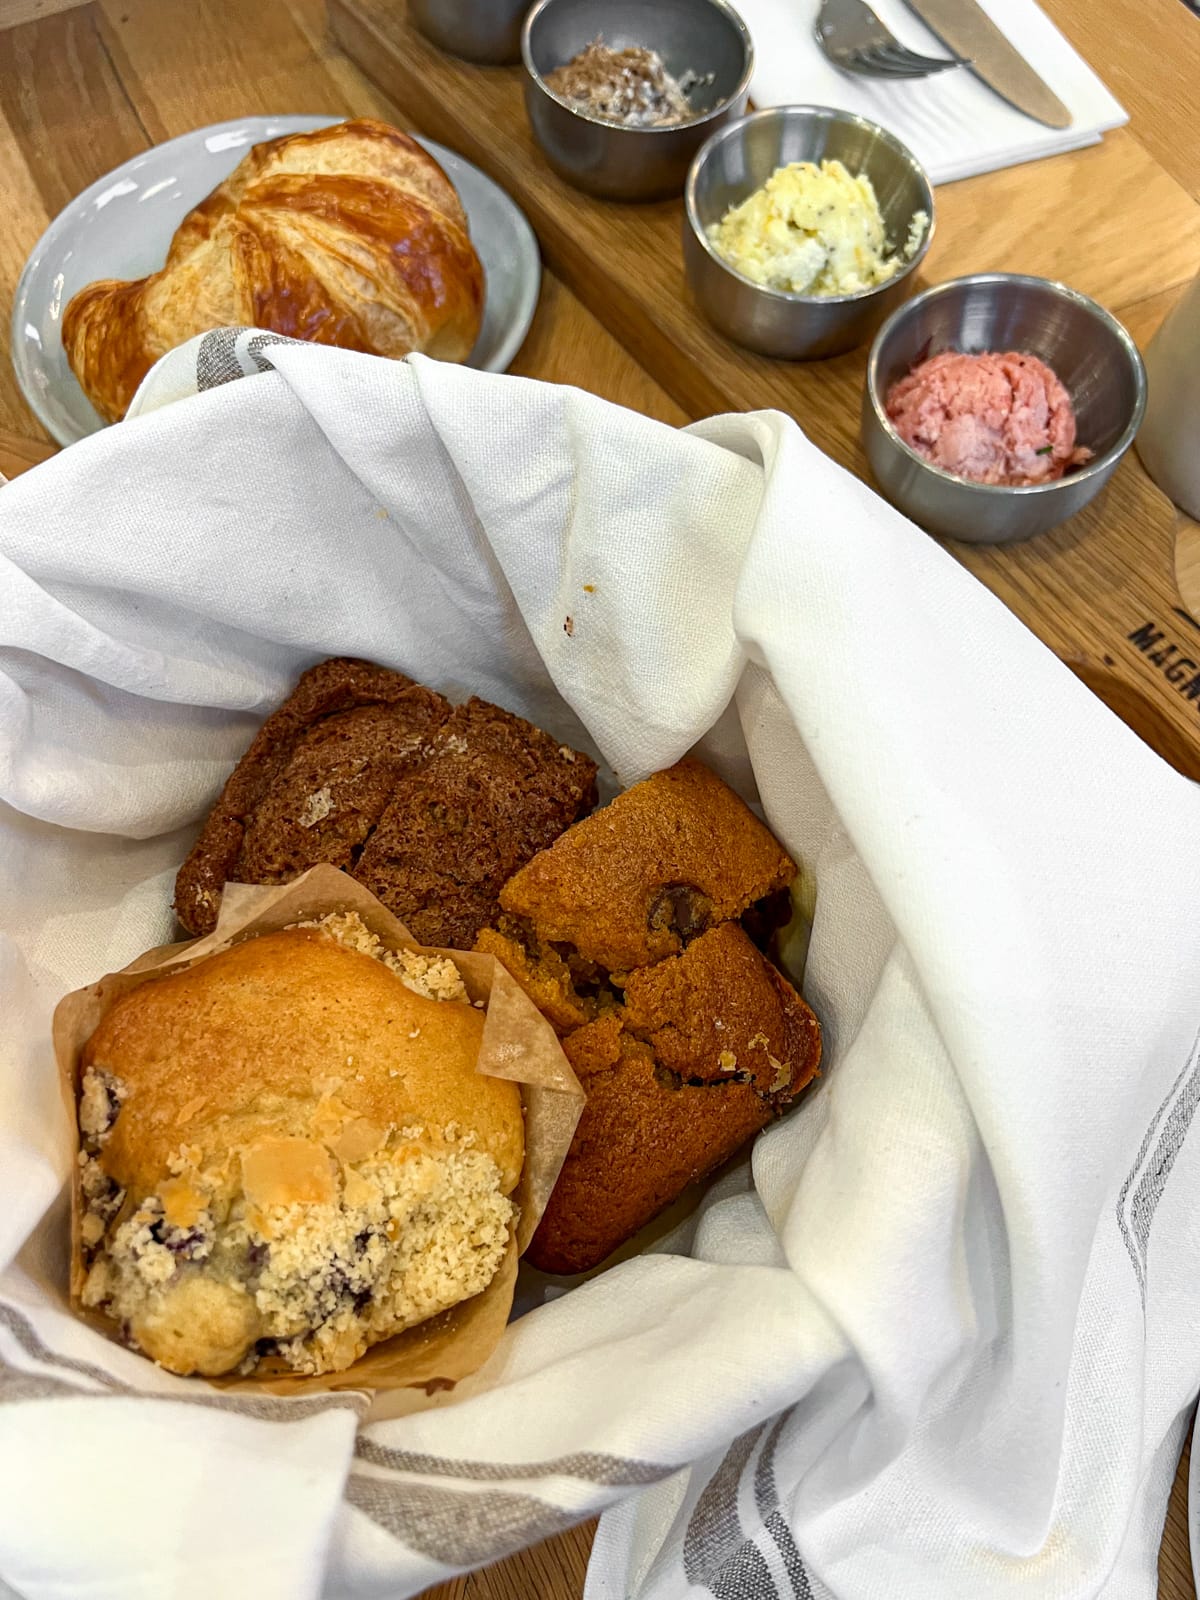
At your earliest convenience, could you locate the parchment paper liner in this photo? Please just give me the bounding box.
[53,864,585,1395]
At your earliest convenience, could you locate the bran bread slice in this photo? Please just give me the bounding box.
[174,658,597,945]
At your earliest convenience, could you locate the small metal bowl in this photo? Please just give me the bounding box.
[521,0,753,202]
[410,0,529,65]
[862,274,1148,545]
[683,105,933,360]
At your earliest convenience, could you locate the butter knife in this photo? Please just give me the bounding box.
[902,0,1072,128]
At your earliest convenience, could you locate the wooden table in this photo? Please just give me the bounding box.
[0,1,1197,1595]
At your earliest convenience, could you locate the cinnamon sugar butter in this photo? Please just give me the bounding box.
[544,37,710,128]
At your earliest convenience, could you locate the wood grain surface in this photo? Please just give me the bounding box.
[0,0,89,31]
[0,0,1196,1595]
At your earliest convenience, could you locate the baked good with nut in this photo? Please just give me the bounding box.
[174,657,598,947]
[74,912,522,1377]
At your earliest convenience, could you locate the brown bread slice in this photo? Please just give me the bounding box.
[174,660,598,945]
[234,700,450,883]
[175,658,446,935]
[354,698,600,949]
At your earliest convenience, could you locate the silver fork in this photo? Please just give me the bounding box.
[815,0,970,78]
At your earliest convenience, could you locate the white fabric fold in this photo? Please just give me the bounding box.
[0,335,1197,1600]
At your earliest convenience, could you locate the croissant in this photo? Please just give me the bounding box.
[62,119,485,424]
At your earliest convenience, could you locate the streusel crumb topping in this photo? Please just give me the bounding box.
[81,1134,513,1376]
[301,910,469,1002]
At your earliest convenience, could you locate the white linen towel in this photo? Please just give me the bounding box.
[1,330,1199,1600]
[734,0,1127,182]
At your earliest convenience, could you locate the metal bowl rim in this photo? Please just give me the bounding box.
[520,0,755,135]
[682,103,935,307]
[863,271,1149,499]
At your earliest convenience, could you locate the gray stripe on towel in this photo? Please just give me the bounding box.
[1117,1020,1200,1300]
[0,1301,364,1422]
[194,327,301,392]
[755,1412,812,1599]
[345,1475,581,1565]
[683,1423,771,1593]
[355,1435,669,1486]
[195,327,249,392]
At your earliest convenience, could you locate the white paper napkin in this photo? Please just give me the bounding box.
[734,0,1127,183]
[2,335,1200,1600]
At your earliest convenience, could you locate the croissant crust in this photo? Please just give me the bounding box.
[62,118,485,423]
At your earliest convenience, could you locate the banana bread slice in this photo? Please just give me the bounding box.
[498,759,796,975]
[474,912,622,1034]
[174,659,598,945]
[525,923,821,1275]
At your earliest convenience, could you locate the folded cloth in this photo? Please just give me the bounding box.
[3,332,1200,1600]
[735,0,1126,183]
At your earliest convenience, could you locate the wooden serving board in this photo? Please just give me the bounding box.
[330,0,1200,780]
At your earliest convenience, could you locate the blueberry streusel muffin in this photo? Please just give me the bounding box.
[74,912,522,1378]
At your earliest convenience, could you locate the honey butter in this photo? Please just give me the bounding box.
[706,158,927,297]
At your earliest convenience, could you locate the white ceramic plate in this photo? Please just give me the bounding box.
[12,115,541,447]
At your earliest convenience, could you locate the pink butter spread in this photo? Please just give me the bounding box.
[884,350,1092,487]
